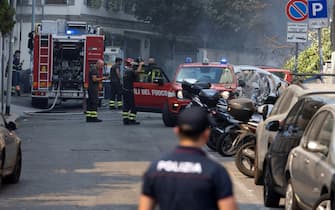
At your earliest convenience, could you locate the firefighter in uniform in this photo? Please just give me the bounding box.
[139,107,238,210]
[109,57,123,110]
[122,58,143,125]
[86,59,106,123]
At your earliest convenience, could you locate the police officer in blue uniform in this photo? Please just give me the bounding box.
[139,107,238,210]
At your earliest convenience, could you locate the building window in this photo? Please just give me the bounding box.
[105,0,121,13]
[85,0,102,8]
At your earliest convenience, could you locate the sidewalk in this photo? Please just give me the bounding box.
[4,104,40,122]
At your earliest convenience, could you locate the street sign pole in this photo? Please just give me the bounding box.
[318,28,324,72]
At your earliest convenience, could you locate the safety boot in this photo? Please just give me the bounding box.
[128,120,140,125]
[123,118,129,125]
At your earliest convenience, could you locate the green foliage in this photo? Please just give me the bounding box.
[134,0,204,36]
[284,28,331,73]
[0,0,15,35]
[133,0,264,36]
[205,0,265,31]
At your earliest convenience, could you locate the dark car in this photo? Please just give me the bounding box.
[262,94,335,208]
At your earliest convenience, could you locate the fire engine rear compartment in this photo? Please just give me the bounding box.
[52,40,85,93]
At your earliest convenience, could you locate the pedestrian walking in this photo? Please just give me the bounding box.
[86,59,106,123]
[122,58,143,125]
[138,106,238,210]
[109,57,123,110]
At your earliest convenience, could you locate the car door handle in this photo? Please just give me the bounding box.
[304,159,310,164]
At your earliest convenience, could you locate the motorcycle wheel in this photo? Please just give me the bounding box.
[216,132,238,157]
[235,141,256,178]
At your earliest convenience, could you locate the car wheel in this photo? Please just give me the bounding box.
[254,147,264,185]
[263,163,280,207]
[3,147,21,184]
[235,141,255,178]
[285,180,300,210]
[312,193,330,210]
[162,103,176,127]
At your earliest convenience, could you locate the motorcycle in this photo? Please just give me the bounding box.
[234,95,279,177]
[181,80,232,151]
[215,98,259,157]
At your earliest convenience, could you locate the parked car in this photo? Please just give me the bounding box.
[262,94,335,207]
[255,83,335,185]
[257,66,292,83]
[234,65,287,104]
[0,115,22,186]
[285,104,335,209]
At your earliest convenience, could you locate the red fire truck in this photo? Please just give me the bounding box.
[31,20,104,108]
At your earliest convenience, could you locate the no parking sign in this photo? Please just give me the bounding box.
[286,0,308,22]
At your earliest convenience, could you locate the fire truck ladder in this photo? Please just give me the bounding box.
[38,34,50,89]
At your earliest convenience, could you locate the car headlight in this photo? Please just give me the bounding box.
[221,91,230,100]
[176,90,183,99]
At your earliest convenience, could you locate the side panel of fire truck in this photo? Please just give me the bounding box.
[31,34,52,108]
[85,35,105,99]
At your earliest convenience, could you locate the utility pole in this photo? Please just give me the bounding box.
[5,0,17,115]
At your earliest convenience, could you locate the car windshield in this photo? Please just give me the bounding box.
[175,67,234,84]
[270,72,286,80]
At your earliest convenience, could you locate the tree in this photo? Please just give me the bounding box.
[133,0,264,36]
[284,28,331,73]
[134,0,205,36]
[0,0,15,36]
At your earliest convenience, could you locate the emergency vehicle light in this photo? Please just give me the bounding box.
[220,58,228,65]
[185,57,192,63]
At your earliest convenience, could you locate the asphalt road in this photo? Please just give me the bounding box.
[0,101,284,210]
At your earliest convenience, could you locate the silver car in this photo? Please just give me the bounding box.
[286,104,335,210]
[0,115,22,186]
[255,83,335,185]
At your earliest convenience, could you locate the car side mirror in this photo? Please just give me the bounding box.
[238,79,246,87]
[6,121,17,131]
[266,120,280,131]
[307,141,328,155]
[153,77,164,86]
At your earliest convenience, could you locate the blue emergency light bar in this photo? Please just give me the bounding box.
[185,57,192,63]
[220,58,228,64]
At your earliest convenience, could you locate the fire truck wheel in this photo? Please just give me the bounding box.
[162,103,176,127]
[31,98,49,109]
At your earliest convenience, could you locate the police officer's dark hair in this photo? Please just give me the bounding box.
[14,50,20,54]
[177,107,211,141]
